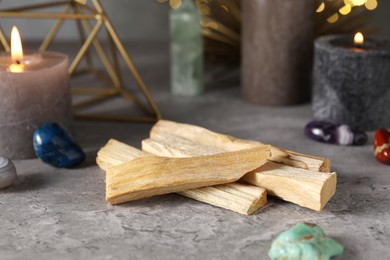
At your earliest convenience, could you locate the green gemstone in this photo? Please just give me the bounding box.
[268,223,344,260]
[170,0,204,96]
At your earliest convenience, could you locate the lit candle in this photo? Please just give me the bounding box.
[312,33,390,130]
[0,27,73,159]
[354,32,364,48]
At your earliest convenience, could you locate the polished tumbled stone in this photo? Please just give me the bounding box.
[33,123,85,168]
[0,157,17,189]
[304,120,367,146]
[374,128,390,165]
[268,223,344,260]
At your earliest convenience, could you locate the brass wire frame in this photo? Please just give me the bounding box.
[0,0,161,123]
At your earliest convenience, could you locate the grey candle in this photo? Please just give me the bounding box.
[312,34,390,131]
[242,0,315,106]
[0,51,73,159]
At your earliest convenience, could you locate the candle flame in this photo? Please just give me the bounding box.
[354,32,364,46]
[11,26,24,64]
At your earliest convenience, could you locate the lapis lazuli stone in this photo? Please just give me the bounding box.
[304,120,367,146]
[33,123,85,168]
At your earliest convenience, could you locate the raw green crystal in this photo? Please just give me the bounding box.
[268,223,344,260]
[170,0,204,96]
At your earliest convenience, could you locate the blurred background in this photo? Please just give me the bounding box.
[0,0,389,42]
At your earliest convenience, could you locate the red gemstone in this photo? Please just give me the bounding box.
[374,129,390,165]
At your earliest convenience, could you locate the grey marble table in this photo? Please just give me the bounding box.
[0,42,389,260]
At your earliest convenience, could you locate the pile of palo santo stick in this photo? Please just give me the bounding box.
[97,120,337,215]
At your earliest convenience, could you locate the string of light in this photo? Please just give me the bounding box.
[317,0,378,23]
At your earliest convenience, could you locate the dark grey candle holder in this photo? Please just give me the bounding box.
[312,34,390,131]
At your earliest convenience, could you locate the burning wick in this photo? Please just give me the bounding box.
[11,26,24,65]
[354,32,364,48]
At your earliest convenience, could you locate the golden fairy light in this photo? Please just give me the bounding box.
[327,13,339,23]
[365,0,378,10]
[339,4,352,15]
[316,2,325,13]
[348,0,366,6]
[321,0,378,24]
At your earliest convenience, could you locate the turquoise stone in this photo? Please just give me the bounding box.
[268,223,344,260]
[33,123,85,168]
[170,0,204,96]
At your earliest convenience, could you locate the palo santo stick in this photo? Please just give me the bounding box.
[96,140,149,171]
[98,139,267,215]
[243,162,336,211]
[177,183,267,215]
[150,120,330,172]
[143,134,337,211]
[106,145,270,205]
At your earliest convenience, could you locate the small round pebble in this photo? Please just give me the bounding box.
[0,157,17,189]
[374,128,390,165]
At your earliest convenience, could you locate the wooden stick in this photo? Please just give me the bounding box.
[105,144,270,205]
[177,183,266,215]
[98,139,268,214]
[143,134,337,211]
[242,161,336,211]
[96,139,148,171]
[150,120,330,172]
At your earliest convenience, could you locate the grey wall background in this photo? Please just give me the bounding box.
[0,0,389,42]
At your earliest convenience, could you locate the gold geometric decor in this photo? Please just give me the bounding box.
[0,0,161,123]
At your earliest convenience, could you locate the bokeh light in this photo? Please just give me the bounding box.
[318,0,379,24]
[316,2,325,13]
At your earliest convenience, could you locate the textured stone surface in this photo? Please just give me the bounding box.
[0,42,389,260]
[304,120,367,146]
[313,35,390,131]
[268,223,344,260]
[33,123,85,168]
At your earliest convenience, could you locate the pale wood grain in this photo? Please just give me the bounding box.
[151,120,330,172]
[98,139,267,214]
[105,144,270,205]
[143,134,336,211]
[177,183,267,215]
[243,162,336,211]
[96,139,148,171]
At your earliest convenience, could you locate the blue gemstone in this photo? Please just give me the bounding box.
[304,120,367,146]
[33,123,85,168]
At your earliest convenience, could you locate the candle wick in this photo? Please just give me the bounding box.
[16,60,21,65]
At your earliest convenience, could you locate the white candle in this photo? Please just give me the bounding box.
[0,27,73,159]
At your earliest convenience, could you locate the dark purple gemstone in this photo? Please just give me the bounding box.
[304,120,367,146]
